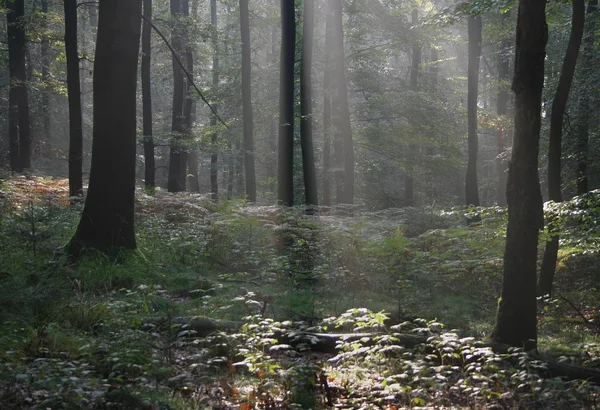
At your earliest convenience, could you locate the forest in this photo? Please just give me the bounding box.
[1,0,600,408]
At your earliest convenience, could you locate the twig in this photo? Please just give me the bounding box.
[559,294,600,330]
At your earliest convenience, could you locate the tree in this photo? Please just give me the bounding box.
[210,0,220,200]
[405,7,420,206]
[168,0,187,192]
[278,0,295,206]
[496,11,511,206]
[322,2,334,207]
[183,0,199,192]
[142,0,156,188]
[7,0,32,172]
[240,0,257,202]
[331,0,354,204]
[538,0,585,297]
[66,0,142,256]
[491,0,547,351]
[300,0,318,208]
[574,0,598,195]
[40,0,51,147]
[64,0,83,198]
[465,15,481,215]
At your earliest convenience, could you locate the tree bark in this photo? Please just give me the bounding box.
[538,0,585,297]
[142,0,155,189]
[405,8,420,206]
[7,0,32,171]
[240,0,256,202]
[491,0,547,351]
[64,0,84,198]
[182,0,199,193]
[465,15,481,217]
[574,0,597,195]
[210,0,219,201]
[496,11,511,206]
[331,0,354,205]
[66,0,142,256]
[300,0,318,209]
[41,0,51,149]
[278,0,296,206]
[168,0,187,192]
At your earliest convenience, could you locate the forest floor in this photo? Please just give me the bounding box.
[1,175,600,409]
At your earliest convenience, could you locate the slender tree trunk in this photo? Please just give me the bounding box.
[182,0,199,192]
[66,0,142,257]
[240,0,256,202]
[430,48,439,91]
[41,0,50,148]
[332,0,354,205]
[210,0,219,200]
[538,0,585,297]
[574,0,597,195]
[301,0,318,208]
[168,0,187,192]
[278,0,296,206]
[405,8,420,205]
[322,13,333,208]
[7,0,31,171]
[64,0,84,198]
[496,11,511,206]
[142,0,155,188]
[8,86,19,171]
[491,0,547,351]
[465,15,481,216]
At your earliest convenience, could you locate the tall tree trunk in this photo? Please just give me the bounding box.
[496,11,511,206]
[41,0,51,148]
[322,10,333,207]
[240,0,256,202]
[210,0,219,200]
[491,0,547,351]
[66,0,142,257]
[168,0,187,192]
[574,0,597,195]
[64,0,84,198]
[142,0,155,188]
[7,0,31,171]
[405,8,420,205]
[465,15,481,216]
[278,0,295,206]
[301,0,317,208]
[182,0,199,192]
[538,0,585,297]
[332,0,354,204]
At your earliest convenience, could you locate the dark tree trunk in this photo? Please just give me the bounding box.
[322,11,334,207]
[168,0,187,192]
[7,0,32,171]
[210,0,219,200]
[8,86,19,171]
[332,0,354,205]
[465,15,481,215]
[496,11,511,206]
[538,0,585,297]
[574,0,597,195]
[240,0,256,202]
[300,0,318,208]
[41,0,51,148]
[278,0,295,206]
[64,0,84,198]
[405,8,420,205]
[491,0,547,351]
[142,0,155,188]
[182,0,199,192]
[66,0,142,256]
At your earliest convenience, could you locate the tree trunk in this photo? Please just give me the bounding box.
[405,8,420,206]
[300,0,318,208]
[491,0,547,351]
[496,11,511,206]
[538,0,585,297]
[574,0,597,195]
[66,0,142,256]
[322,11,333,208]
[210,0,219,201]
[7,0,32,171]
[332,0,354,205]
[41,0,51,149]
[168,0,187,192]
[240,0,256,202]
[64,0,84,198]
[182,0,199,193]
[278,0,296,206]
[465,15,481,217]
[142,0,155,189]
